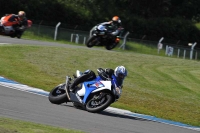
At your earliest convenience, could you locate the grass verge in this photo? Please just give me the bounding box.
[0,117,84,133]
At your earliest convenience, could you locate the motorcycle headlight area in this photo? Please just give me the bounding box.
[97,25,106,30]
[99,31,105,35]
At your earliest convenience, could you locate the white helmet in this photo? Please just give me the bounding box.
[114,66,127,86]
[18,11,26,20]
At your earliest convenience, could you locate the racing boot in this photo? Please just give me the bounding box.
[16,29,24,39]
[70,70,96,92]
[69,73,91,93]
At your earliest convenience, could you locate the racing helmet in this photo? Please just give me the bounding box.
[112,16,121,26]
[18,11,26,20]
[114,66,127,86]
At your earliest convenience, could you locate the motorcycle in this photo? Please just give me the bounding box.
[0,14,32,38]
[86,25,122,50]
[48,69,122,113]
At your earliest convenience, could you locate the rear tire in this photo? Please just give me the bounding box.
[48,84,69,104]
[105,42,118,50]
[10,33,16,38]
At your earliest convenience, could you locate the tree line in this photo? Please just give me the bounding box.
[1,0,200,46]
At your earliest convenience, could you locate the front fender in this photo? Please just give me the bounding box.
[85,89,115,105]
[82,80,112,103]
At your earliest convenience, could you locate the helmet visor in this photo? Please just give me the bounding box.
[19,15,24,20]
[113,21,118,26]
[116,73,125,86]
[118,73,125,79]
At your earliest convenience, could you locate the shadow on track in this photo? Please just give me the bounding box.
[61,103,148,122]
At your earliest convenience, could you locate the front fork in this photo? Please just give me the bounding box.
[65,76,71,100]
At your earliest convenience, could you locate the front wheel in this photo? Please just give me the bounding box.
[85,91,113,113]
[86,36,98,48]
[48,84,69,104]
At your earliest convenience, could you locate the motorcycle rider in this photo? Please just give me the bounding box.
[70,66,128,94]
[3,11,28,38]
[90,16,123,38]
[14,11,28,38]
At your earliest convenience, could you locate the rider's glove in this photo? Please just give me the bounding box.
[97,68,110,80]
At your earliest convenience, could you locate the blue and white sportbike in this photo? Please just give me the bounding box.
[48,69,122,113]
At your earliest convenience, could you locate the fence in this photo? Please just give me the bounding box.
[27,24,200,60]
[28,24,90,44]
[125,38,200,60]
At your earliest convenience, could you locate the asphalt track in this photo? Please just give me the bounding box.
[0,36,200,133]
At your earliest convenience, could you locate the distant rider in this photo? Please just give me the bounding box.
[4,11,28,38]
[90,16,124,38]
[14,11,28,38]
[70,66,128,96]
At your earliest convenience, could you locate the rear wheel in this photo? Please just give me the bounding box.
[105,42,118,50]
[86,36,98,48]
[85,91,113,113]
[10,33,16,38]
[48,84,69,104]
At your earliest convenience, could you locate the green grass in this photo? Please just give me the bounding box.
[195,23,200,30]
[0,43,200,127]
[125,41,166,56]
[0,117,84,133]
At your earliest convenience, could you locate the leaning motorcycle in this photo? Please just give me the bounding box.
[0,14,32,38]
[48,69,122,113]
[86,25,122,50]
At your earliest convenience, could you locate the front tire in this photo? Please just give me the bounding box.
[48,84,69,104]
[86,36,98,48]
[85,92,113,113]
